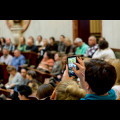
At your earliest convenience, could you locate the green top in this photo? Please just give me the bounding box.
[19,44,27,52]
[75,43,89,55]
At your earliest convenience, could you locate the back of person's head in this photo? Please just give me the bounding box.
[17,85,32,99]
[99,37,106,41]
[7,66,16,73]
[85,59,117,95]
[55,80,86,100]
[27,70,36,79]
[36,84,54,100]
[98,40,109,50]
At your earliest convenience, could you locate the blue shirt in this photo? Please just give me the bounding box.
[81,89,117,100]
[11,55,26,71]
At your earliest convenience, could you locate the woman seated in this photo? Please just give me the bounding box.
[36,84,54,100]
[92,40,116,60]
[0,37,6,52]
[37,51,54,72]
[5,66,24,89]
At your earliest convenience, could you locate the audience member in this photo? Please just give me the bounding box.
[92,40,116,60]
[84,36,98,58]
[17,85,32,100]
[64,38,74,54]
[74,38,89,56]
[58,35,66,52]
[5,66,24,89]
[48,37,58,51]
[0,37,6,52]
[54,80,86,100]
[20,68,29,85]
[18,37,27,52]
[0,48,13,65]
[11,50,26,71]
[70,57,117,100]
[26,37,38,53]
[38,51,54,72]
[36,84,54,100]
[36,35,43,46]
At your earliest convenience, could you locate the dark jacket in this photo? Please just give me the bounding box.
[26,45,38,53]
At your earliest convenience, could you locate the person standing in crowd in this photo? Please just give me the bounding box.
[36,35,43,46]
[5,66,24,89]
[58,35,66,52]
[0,48,13,65]
[48,37,58,52]
[26,36,38,53]
[92,40,116,60]
[11,50,26,71]
[20,68,29,85]
[0,37,6,52]
[4,38,15,52]
[84,36,98,58]
[18,37,27,52]
[74,38,89,56]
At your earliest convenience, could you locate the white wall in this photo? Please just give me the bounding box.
[0,20,73,43]
[102,20,120,49]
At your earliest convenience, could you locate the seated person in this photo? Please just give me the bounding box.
[11,50,26,71]
[28,80,39,99]
[64,37,74,54]
[20,68,29,85]
[47,37,58,52]
[54,80,86,100]
[68,57,117,100]
[26,36,38,53]
[26,70,41,86]
[36,84,54,100]
[74,38,89,56]
[18,37,27,52]
[4,38,15,52]
[5,66,24,89]
[0,48,13,65]
[17,85,32,100]
[84,36,98,58]
[58,35,66,52]
[92,40,116,60]
[51,52,62,76]
[0,37,6,52]
[38,51,54,72]
[36,35,43,46]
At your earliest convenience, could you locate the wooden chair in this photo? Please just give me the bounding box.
[0,88,11,98]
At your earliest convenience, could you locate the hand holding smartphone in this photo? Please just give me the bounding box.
[67,56,79,78]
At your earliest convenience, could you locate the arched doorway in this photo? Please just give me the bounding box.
[72,20,102,43]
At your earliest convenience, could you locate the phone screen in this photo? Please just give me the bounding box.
[68,56,78,78]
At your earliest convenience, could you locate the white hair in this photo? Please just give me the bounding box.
[74,38,83,43]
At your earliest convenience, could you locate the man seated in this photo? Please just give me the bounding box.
[4,38,15,52]
[26,36,38,53]
[84,36,98,58]
[74,38,89,56]
[11,50,26,71]
[0,48,13,65]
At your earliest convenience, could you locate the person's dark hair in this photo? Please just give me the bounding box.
[60,35,65,38]
[55,52,62,58]
[17,85,32,98]
[0,37,6,44]
[99,37,106,41]
[36,84,54,99]
[27,70,36,79]
[45,51,53,59]
[98,40,109,50]
[85,59,117,95]
[50,37,55,42]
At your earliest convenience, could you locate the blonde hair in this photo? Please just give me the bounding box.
[55,80,86,100]
[28,81,39,93]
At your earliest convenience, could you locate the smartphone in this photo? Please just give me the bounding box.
[67,56,79,78]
